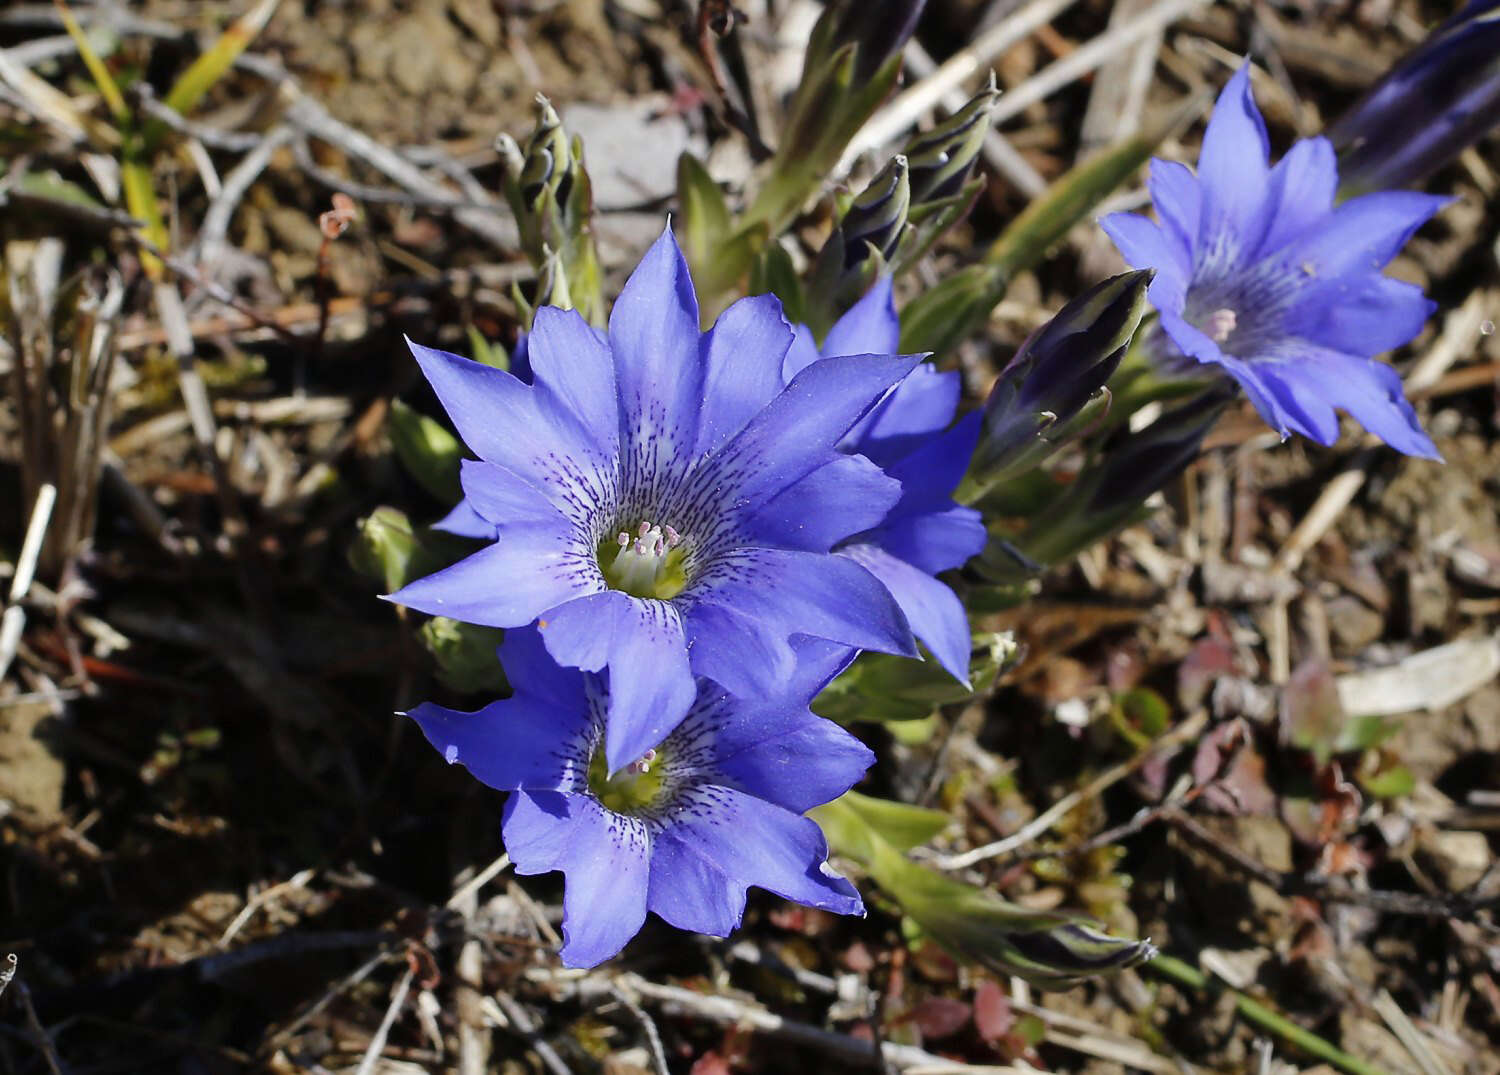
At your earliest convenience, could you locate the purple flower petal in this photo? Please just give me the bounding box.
[665,786,863,915]
[681,694,876,812]
[1195,64,1271,261]
[690,353,921,529]
[1269,345,1441,459]
[694,294,795,457]
[610,227,705,472]
[682,600,797,698]
[883,411,984,521]
[549,794,652,967]
[849,365,962,468]
[1252,362,1342,445]
[407,339,614,505]
[822,276,900,358]
[433,498,499,540]
[1279,190,1449,278]
[744,454,902,552]
[528,307,619,454]
[408,694,590,793]
[458,459,583,532]
[646,830,746,935]
[1284,275,1437,357]
[1253,136,1338,259]
[503,790,575,874]
[690,547,915,671]
[1147,159,1200,262]
[867,505,986,577]
[1101,213,1189,309]
[782,322,824,382]
[838,543,972,684]
[387,532,602,627]
[539,591,696,771]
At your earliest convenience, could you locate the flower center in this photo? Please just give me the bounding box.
[1203,307,1237,344]
[598,519,688,600]
[587,743,667,813]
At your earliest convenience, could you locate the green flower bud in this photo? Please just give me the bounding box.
[840,154,910,269]
[419,617,509,694]
[495,96,603,324]
[903,74,1000,206]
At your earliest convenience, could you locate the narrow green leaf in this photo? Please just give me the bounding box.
[676,152,731,271]
[838,789,952,851]
[53,0,128,123]
[986,92,1203,280]
[160,0,281,122]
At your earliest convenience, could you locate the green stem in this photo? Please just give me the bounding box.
[1146,955,1393,1075]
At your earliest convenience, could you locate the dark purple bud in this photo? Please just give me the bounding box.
[814,0,929,84]
[1329,0,1500,193]
[840,155,910,269]
[1086,386,1231,514]
[974,271,1151,487]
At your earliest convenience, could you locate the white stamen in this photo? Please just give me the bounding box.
[628,748,659,775]
[1205,307,1237,343]
[444,744,459,765]
[608,519,681,593]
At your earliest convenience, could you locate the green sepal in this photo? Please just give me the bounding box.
[465,325,509,371]
[420,618,510,694]
[748,240,807,326]
[388,400,464,504]
[677,152,732,277]
[349,507,451,593]
[837,789,951,851]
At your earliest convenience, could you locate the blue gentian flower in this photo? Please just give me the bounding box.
[390,228,918,772]
[1102,65,1448,459]
[409,629,871,967]
[784,279,985,683]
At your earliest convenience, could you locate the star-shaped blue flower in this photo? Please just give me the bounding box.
[785,279,985,683]
[409,629,871,967]
[1102,65,1448,459]
[390,228,918,772]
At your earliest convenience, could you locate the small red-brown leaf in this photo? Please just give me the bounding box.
[841,941,877,973]
[973,980,1014,1043]
[910,996,972,1040]
[689,1053,732,1075]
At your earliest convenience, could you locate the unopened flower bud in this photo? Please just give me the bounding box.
[903,74,1000,205]
[809,0,929,85]
[1084,387,1229,516]
[1329,0,1500,193]
[495,96,603,324]
[747,0,927,235]
[976,385,1230,584]
[517,96,574,208]
[971,270,1152,490]
[840,155,910,269]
